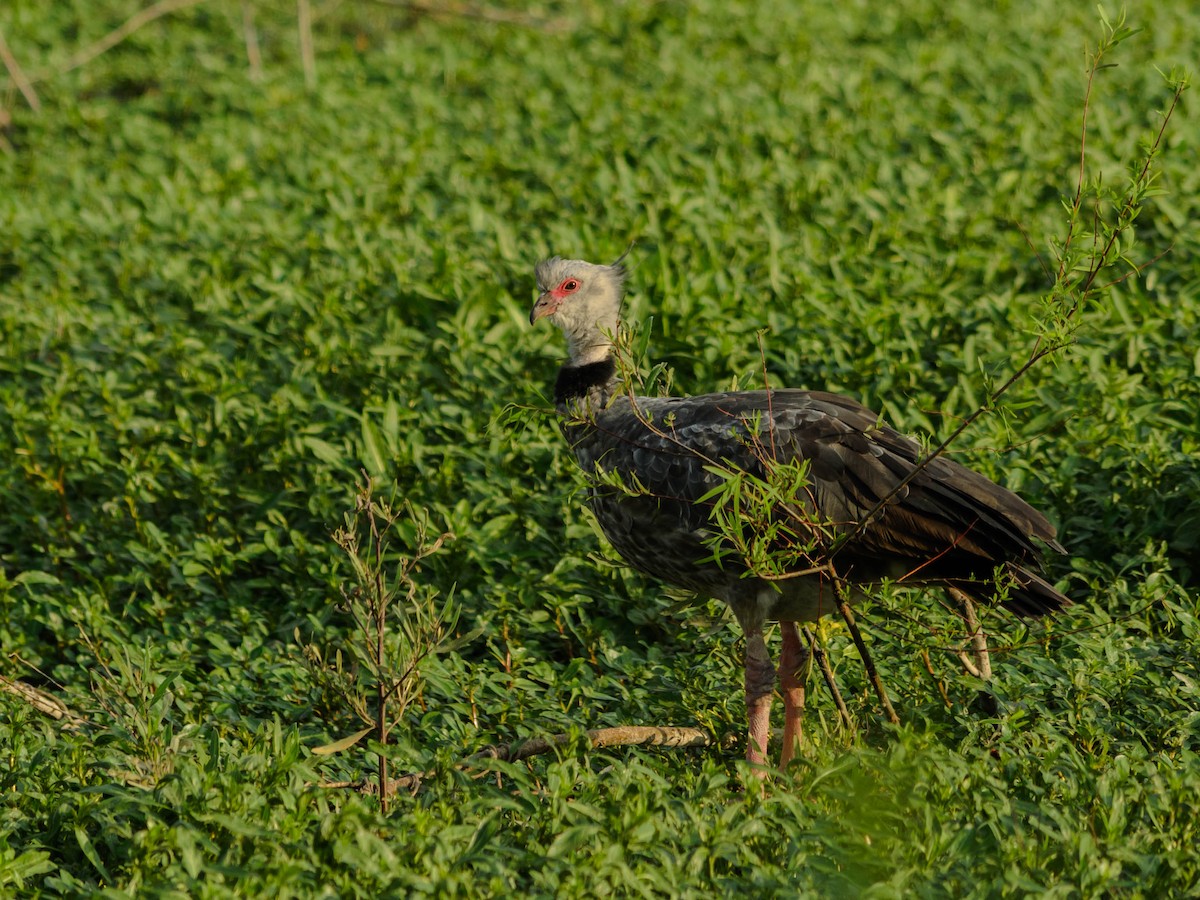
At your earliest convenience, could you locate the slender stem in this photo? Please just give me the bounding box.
[838,69,1185,553]
[838,600,899,725]
[1058,37,1104,281]
[322,726,724,796]
[0,27,41,111]
[950,587,992,681]
[44,0,210,79]
[297,0,316,89]
[920,650,954,710]
[803,626,853,730]
[241,1,263,81]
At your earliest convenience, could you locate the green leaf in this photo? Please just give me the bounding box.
[361,416,389,475]
[73,827,112,882]
[312,726,375,756]
[305,436,348,467]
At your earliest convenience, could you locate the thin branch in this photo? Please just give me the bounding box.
[38,0,211,81]
[320,725,727,795]
[0,675,86,730]
[1073,81,1186,305]
[955,650,983,678]
[949,587,992,680]
[920,649,954,709]
[838,67,1186,552]
[1099,243,1175,292]
[241,1,263,81]
[1058,39,1103,281]
[1014,219,1051,282]
[837,342,1064,551]
[838,599,899,725]
[0,27,41,111]
[803,625,853,730]
[363,0,570,31]
[297,0,316,89]
[757,331,778,461]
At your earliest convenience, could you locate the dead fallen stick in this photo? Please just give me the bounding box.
[476,724,725,761]
[0,675,86,730]
[0,26,41,111]
[320,724,730,795]
[363,0,570,32]
[33,0,211,82]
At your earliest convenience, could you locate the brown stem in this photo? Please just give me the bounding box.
[320,725,725,795]
[0,675,85,729]
[803,626,853,730]
[0,27,41,111]
[297,0,316,89]
[40,0,211,80]
[838,601,899,726]
[949,587,992,681]
[241,1,262,80]
[920,649,954,710]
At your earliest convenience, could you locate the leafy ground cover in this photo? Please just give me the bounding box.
[1,0,1198,895]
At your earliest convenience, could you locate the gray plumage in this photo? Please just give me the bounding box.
[532,255,1067,626]
[530,254,1068,765]
[567,387,1066,621]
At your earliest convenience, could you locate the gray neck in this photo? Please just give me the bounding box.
[563,312,618,367]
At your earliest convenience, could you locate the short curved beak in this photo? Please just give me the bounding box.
[529,291,556,325]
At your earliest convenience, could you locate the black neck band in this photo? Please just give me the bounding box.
[554,357,617,405]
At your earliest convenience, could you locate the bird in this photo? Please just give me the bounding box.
[529,253,1069,770]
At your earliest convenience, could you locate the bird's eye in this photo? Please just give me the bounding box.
[561,279,580,292]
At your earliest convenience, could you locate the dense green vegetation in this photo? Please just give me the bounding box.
[1,1,1197,895]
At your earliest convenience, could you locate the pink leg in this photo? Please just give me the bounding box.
[778,622,808,768]
[744,629,775,771]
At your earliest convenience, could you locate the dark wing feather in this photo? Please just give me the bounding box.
[567,388,1067,615]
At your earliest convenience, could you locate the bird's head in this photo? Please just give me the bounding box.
[530,255,626,366]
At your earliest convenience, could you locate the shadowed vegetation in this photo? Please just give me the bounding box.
[1,1,1197,895]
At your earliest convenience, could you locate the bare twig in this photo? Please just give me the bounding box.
[363,0,571,31]
[0,27,41,111]
[949,587,992,680]
[241,1,263,81]
[320,725,727,795]
[838,600,900,726]
[39,0,211,80]
[0,675,86,730]
[297,0,316,89]
[367,496,391,813]
[803,625,853,730]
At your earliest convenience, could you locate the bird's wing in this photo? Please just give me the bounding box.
[575,388,1060,569]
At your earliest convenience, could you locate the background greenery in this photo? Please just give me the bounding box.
[1,0,1197,895]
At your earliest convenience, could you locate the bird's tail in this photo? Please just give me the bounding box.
[951,563,1071,618]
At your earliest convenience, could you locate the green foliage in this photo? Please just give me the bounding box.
[304,478,474,808]
[699,453,831,581]
[0,0,1197,896]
